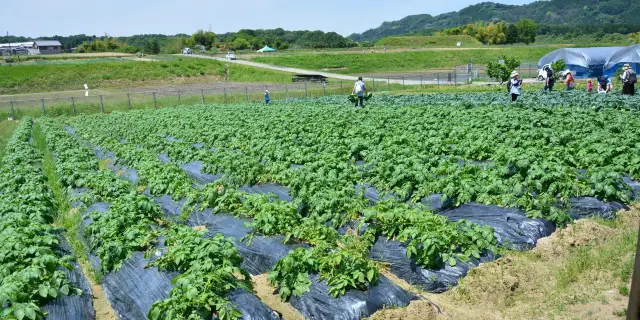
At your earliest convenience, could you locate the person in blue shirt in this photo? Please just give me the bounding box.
[264,90,270,104]
[597,76,613,93]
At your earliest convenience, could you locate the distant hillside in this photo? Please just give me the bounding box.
[349,0,640,42]
[376,35,483,47]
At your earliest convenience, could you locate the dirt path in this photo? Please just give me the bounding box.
[252,274,303,320]
[368,206,640,320]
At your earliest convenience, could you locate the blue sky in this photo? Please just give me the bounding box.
[5,0,534,38]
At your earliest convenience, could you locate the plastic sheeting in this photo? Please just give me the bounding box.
[566,197,628,220]
[538,47,624,78]
[604,44,640,77]
[370,237,497,293]
[626,177,640,201]
[42,238,96,320]
[441,203,555,250]
[289,274,415,320]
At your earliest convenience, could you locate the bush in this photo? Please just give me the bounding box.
[486,55,521,83]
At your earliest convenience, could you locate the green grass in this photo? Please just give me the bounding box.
[251,46,559,74]
[33,122,101,282]
[0,120,19,163]
[376,35,483,47]
[0,58,292,94]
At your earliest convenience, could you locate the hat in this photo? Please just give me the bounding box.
[510,71,519,77]
[624,63,631,69]
[265,89,269,93]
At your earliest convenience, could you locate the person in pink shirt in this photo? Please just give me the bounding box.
[587,79,594,92]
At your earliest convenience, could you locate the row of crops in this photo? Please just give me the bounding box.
[2,92,640,320]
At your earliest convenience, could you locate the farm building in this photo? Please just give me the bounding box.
[33,40,62,54]
[604,44,640,77]
[537,47,624,78]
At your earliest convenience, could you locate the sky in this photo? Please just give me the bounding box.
[4,0,535,38]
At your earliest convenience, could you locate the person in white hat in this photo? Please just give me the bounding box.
[264,89,271,104]
[508,70,523,101]
[621,63,636,96]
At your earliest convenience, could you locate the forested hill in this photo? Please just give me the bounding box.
[349,0,640,42]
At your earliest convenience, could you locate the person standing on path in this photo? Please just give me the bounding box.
[622,64,637,96]
[264,90,270,104]
[353,77,367,107]
[565,71,575,92]
[508,71,523,102]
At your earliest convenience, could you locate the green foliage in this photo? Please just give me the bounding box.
[486,55,521,83]
[0,120,82,319]
[191,30,216,49]
[551,59,567,80]
[515,19,537,44]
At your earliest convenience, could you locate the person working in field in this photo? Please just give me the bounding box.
[264,90,271,104]
[597,76,613,93]
[508,71,522,102]
[564,71,575,92]
[621,64,637,96]
[587,79,594,93]
[543,66,555,92]
[353,77,367,107]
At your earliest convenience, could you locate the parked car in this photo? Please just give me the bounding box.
[226,52,237,60]
[182,48,193,55]
[537,64,553,81]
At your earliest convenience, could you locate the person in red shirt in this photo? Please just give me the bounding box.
[565,71,575,92]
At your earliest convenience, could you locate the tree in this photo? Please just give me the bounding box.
[506,24,519,44]
[550,59,567,80]
[144,39,161,54]
[515,19,537,44]
[192,30,216,49]
[486,55,521,83]
[232,38,250,50]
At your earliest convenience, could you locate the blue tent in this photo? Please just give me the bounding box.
[604,44,640,78]
[538,47,625,79]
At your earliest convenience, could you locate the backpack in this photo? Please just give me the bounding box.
[629,70,637,84]
[506,80,512,92]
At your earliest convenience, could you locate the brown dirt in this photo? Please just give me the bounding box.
[369,208,640,320]
[78,263,117,320]
[252,274,303,320]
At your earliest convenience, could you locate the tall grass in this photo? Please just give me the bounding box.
[376,35,483,47]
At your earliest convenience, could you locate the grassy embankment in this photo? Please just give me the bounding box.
[376,35,483,48]
[0,58,292,94]
[0,120,19,163]
[252,46,559,74]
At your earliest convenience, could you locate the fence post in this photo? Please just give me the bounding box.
[100,95,104,113]
[420,75,423,88]
[41,99,46,116]
[454,71,457,86]
[127,93,131,110]
[71,97,76,116]
[340,81,343,94]
[388,78,390,90]
[323,83,326,96]
[224,88,227,104]
[153,92,157,109]
[437,73,440,86]
[304,82,308,97]
[201,89,205,104]
[372,78,375,91]
[286,84,289,100]
[627,222,640,320]
[178,91,181,104]
[246,87,249,102]
[402,77,405,88]
[10,101,15,120]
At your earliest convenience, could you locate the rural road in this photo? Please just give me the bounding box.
[181,54,539,86]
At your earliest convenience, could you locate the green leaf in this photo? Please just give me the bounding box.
[60,284,70,296]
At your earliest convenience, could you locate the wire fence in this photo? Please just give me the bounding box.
[0,75,483,121]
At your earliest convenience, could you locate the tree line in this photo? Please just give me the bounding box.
[0,29,356,55]
[439,19,537,45]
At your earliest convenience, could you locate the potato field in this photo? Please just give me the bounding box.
[2,92,640,320]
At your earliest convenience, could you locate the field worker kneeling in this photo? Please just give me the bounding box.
[353,77,367,107]
[597,76,613,94]
[508,71,522,102]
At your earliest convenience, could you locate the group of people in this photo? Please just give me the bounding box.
[509,63,636,101]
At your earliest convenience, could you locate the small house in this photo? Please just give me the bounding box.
[33,40,63,54]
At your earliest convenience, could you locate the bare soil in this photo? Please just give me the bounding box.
[252,274,303,320]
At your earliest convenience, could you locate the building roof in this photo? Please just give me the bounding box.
[34,40,62,47]
[0,42,34,48]
[605,44,640,71]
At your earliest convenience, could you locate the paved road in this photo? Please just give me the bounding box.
[180,54,538,86]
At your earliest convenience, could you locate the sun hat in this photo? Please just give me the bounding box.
[623,63,631,69]
[510,71,519,77]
